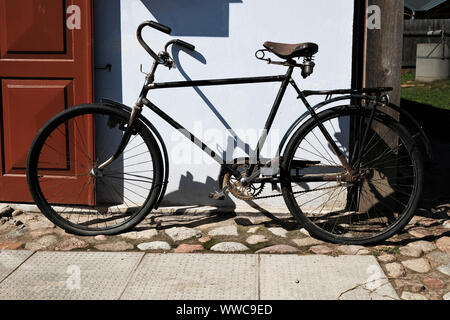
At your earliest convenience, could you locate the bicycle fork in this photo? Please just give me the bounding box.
[96,103,143,171]
[96,59,163,173]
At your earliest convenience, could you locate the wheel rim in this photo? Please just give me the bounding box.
[29,107,157,232]
[286,109,419,242]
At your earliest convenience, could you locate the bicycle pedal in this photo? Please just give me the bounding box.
[209,191,226,201]
[271,182,281,193]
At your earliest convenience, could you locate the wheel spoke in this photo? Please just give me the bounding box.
[285,107,421,243]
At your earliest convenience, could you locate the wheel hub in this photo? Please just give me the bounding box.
[89,167,103,178]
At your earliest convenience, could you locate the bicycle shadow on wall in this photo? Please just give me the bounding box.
[161,49,240,208]
[171,46,254,158]
[163,171,237,209]
[141,0,243,37]
[141,0,256,210]
[146,0,254,164]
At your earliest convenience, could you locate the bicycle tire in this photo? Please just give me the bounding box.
[281,105,423,245]
[26,104,163,236]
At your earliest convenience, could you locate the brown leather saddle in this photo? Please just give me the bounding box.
[263,41,319,59]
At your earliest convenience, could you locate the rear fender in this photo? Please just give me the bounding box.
[278,95,433,164]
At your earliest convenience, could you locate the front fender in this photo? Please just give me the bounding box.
[100,98,169,209]
[278,95,433,164]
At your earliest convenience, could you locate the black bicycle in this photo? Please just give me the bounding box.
[26,21,431,245]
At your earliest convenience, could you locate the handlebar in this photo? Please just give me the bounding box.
[137,21,195,66]
[147,21,172,35]
[137,21,167,64]
[164,39,196,52]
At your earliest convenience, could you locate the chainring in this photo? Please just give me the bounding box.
[222,162,265,201]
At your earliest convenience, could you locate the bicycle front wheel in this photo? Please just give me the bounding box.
[281,106,423,245]
[27,104,163,236]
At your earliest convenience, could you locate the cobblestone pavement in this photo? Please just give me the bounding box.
[0,203,449,300]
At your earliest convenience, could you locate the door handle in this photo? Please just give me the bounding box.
[95,64,112,72]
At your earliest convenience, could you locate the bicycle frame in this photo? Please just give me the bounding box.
[144,67,293,178]
[98,65,358,183]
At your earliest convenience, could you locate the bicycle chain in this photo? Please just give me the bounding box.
[253,164,345,200]
[253,185,340,200]
[223,163,345,201]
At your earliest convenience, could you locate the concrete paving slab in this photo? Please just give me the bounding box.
[0,251,144,300]
[0,251,398,300]
[121,254,258,300]
[259,255,399,300]
[0,250,34,282]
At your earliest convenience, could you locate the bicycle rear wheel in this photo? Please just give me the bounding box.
[281,106,423,245]
[26,104,163,236]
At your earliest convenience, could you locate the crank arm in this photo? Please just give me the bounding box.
[241,169,261,185]
[209,186,230,201]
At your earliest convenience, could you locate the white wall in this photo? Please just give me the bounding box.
[96,0,355,210]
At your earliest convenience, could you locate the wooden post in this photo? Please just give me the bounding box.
[356,0,404,213]
[364,0,404,107]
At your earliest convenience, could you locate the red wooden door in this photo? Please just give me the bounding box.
[0,0,93,203]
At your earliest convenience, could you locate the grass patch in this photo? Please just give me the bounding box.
[202,238,223,250]
[401,72,450,110]
[370,246,400,256]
